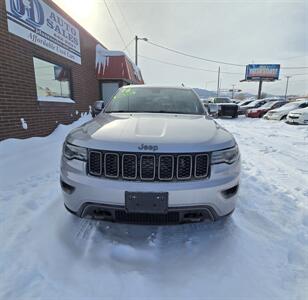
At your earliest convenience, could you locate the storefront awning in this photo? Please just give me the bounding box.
[95,45,144,84]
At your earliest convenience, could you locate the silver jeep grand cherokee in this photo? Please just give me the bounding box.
[61,86,240,224]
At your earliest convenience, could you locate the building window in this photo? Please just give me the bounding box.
[33,57,74,103]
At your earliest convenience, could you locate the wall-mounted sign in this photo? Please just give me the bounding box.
[5,0,81,64]
[245,64,280,81]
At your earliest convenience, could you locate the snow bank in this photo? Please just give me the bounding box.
[0,114,91,188]
[0,116,307,300]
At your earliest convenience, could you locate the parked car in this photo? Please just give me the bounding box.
[246,101,287,118]
[91,100,105,117]
[207,97,239,118]
[263,100,308,121]
[61,86,241,225]
[286,107,308,125]
[239,97,283,115]
[237,99,254,114]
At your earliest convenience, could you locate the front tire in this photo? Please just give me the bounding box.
[280,115,287,121]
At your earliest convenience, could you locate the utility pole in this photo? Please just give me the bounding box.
[285,76,291,100]
[135,35,138,66]
[135,36,148,66]
[231,84,235,99]
[217,66,221,97]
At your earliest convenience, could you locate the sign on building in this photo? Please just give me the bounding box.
[5,0,81,64]
[245,64,280,81]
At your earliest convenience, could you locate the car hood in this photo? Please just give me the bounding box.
[270,107,297,114]
[66,113,236,152]
[240,104,255,109]
[249,108,264,112]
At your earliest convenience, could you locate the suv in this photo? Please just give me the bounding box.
[61,86,241,225]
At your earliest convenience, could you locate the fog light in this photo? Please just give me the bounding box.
[60,179,75,194]
[221,184,239,199]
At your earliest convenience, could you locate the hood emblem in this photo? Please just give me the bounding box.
[138,144,158,151]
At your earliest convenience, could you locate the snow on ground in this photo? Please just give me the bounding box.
[1,115,308,300]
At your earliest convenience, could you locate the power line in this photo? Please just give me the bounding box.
[103,0,127,49]
[279,54,308,61]
[284,73,308,76]
[139,55,243,75]
[143,40,308,70]
[144,40,246,67]
[114,0,134,37]
[281,66,308,69]
[123,37,134,51]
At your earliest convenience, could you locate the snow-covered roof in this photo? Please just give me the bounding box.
[95,44,144,84]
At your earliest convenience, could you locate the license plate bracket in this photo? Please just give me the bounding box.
[125,192,168,214]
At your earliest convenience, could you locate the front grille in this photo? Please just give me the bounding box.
[177,155,192,180]
[89,151,102,175]
[289,115,299,119]
[88,150,209,182]
[122,154,137,179]
[159,155,174,180]
[140,155,155,180]
[105,153,119,178]
[195,154,209,178]
[115,210,180,225]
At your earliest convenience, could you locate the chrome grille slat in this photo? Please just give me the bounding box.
[88,151,209,181]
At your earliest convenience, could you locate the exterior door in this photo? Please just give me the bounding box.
[101,82,120,105]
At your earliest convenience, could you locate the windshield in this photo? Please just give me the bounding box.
[247,100,262,106]
[105,87,205,115]
[213,97,231,103]
[240,100,253,106]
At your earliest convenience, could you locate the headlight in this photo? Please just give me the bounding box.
[63,142,87,161]
[211,145,240,164]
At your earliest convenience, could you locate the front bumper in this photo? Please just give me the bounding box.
[263,114,281,120]
[60,157,240,224]
[247,112,260,118]
[286,115,308,125]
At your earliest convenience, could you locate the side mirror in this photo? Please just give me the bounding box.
[94,100,104,111]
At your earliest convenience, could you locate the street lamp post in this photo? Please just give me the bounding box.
[135,35,148,66]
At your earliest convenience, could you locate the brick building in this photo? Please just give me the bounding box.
[0,0,143,140]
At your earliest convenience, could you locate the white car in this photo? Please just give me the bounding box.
[61,86,241,225]
[286,107,308,125]
[263,100,308,121]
